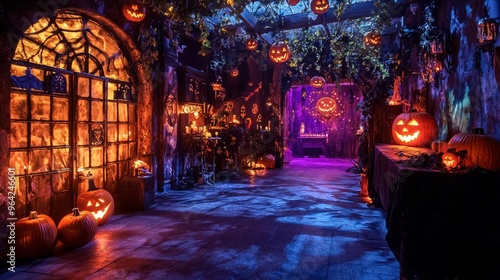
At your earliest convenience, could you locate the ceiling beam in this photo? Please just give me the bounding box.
[226,7,274,44]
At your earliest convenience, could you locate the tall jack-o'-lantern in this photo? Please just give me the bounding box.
[269,41,291,63]
[77,172,115,226]
[311,0,330,15]
[122,1,147,22]
[246,38,259,50]
[310,76,326,88]
[391,110,438,147]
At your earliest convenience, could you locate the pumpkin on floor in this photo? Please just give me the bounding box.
[77,172,115,226]
[391,110,438,147]
[257,154,275,169]
[16,211,58,260]
[57,208,98,248]
[447,127,500,172]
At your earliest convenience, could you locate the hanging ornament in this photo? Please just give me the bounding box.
[311,0,330,15]
[269,41,291,63]
[363,31,382,47]
[246,38,259,50]
[310,76,326,88]
[122,1,147,22]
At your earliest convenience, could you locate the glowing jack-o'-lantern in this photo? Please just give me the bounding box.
[230,68,239,77]
[310,76,326,88]
[364,31,382,47]
[122,1,147,22]
[256,154,276,169]
[246,38,259,50]
[311,0,330,15]
[77,173,115,226]
[391,110,438,147]
[442,152,458,169]
[269,41,291,63]
[316,97,337,118]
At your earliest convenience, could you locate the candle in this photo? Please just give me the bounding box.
[233,115,237,122]
[268,120,271,128]
[185,126,190,134]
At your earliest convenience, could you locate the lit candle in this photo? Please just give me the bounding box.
[233,115,237,123]
[185,126,190,134]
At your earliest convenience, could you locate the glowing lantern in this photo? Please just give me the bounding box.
[287,0,300,6]
[477,17,497,44]
[122,1,147,22]
[16,211,57,260]
[246,38,259,50]
[57,208,98,248]
[447,127,500,172]
[316,97,337,118]
[364,31,382,47]
[77,172,115,226]
[442,151,458,169]
[230,68,239,77]
[269,41,291,63]
[211,83,223,91]
[391,110,438,147]
[311,0,330,15]
[310,76,326,88]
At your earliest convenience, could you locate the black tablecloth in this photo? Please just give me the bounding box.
[371,144,500,279]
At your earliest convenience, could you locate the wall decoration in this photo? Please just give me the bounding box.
[316,97,337,118]
[90,124,104,145]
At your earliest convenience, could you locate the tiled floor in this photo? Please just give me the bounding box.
[1,157,400,280]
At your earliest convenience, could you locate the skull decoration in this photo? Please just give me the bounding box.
[122,1,146,22]
[269,41,291,63]
[311,0,330,15]
[240,105,246,118]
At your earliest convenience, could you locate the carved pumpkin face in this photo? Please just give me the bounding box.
[246,38,258,50]
[391,111,438,147]
[230,68,239,77]
[122,1,146,22]
[316,97,337,118]
[310,76,326,88]
[364,31,382,47]
[77,188,115,226]
[442,152,458,169]
[269,41,291,63]
[311,0,330,14]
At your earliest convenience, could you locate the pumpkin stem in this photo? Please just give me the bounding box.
[28,211,38,219]
[472,127,485,135]
[72,207,81,217]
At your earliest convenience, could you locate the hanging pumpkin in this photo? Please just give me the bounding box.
[256,154,276,169]
[57,208,98,248]
[447,127,500,172]
[77,172,115,226]
[391,110,438,147]
[310,76,326,88]
[122,1,147,22]
[246,38,259,50]
[431,140,448,153]
[230,68,239,77]
[311,0,330,15]
[363,31,382,47]
[16,211,58,260]
[269,41,291,63]
[441,151,459,169]
[287,0,300,6]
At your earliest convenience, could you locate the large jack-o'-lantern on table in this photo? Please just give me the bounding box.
[391,110,438,147]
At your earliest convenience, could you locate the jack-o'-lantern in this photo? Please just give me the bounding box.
[77,172,115,226]
[122,1,146,22]
[363,31,382,47]
[16,211,58,260]
[442,152,458,169]
[246,38,259,50]
[269,41,291,63]
[287,0,300,6]
[447,127,500,172]
[57,208,98,248]
[311,0,330,15]
[391,110,438,147]
[230,68,239,77]
[310,76,326,88]
[316,97,337,118]
[256,154,276,169]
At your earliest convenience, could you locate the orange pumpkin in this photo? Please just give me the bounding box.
[246,38,259,50]
[311,0,330,14]
[391,110,438,147]
[230,68,239,77]
[364,31,382,47]
[441,152,459,169]
[257,154,276,169]
[57,208,98,248]
[287,0,300,6]
[77,173,115,226]
[122,1,147,22]
[269,41,291,63]
[310,76,326,88]
[16,211,58,260]
[447,127,500,172]
[316,97,337,118]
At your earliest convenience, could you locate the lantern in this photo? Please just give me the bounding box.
[77,172,115,226]
[442,152,459,169]
[269,41,291,63]
[447,127,500,172]
[230,68,239,77]
[477,17,497,44]
[16,211,58,260]
[122,1,147,22]
[211,82,223,91]
[287,0,300,6]
[391,110,438,147]
[431,140,448,153]
[363,31,382,47]
[57,208,98,248]
[316,97,337,118]
[310,76,326,88]
[311,0,330,15]
[246,38,259,50]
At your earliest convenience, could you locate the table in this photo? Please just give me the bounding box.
[371,144,500,279]
[297,135,328,157]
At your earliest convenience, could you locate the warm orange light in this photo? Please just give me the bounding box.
[122,1,147,22]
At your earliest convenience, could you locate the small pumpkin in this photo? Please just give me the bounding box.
[269,41,291,63]
[57,208,98,248]
[441,152,459,169]
[311,0,330,14]
[16,211,58,260]
[256,154,276,169]
[230,68,239,77]
[246,38,259,50]
[310,76,326,88]
[363,31,382,47]
[77,172,115,226]
[391,110,438,147]
[447,127,500,172]
[122,1,147,22]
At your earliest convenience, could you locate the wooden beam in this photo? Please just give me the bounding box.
[226,7,274,45]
